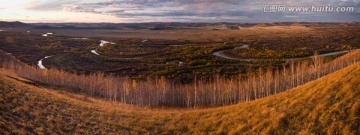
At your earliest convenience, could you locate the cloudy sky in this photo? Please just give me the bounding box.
[0,0,359,23]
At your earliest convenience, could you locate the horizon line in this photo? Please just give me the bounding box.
[1,20,360,24]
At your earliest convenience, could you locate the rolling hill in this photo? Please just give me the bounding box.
[1,62,359,134]
[0,21,31,28]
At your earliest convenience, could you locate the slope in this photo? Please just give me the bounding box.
[0,62,359,134]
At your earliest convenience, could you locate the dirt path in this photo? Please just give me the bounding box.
[213,45,352,62]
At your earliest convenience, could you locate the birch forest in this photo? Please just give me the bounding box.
[1,50,359,108]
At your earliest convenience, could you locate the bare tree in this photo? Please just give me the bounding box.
[1,49,359,108]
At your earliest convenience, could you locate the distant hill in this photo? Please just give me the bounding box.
[0,21,359,30]
[0,21,32,28]
[1,61,359,134]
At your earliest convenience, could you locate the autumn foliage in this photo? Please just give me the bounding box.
[1,50,359,108]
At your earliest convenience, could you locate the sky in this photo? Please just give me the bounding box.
[0,0,359,23]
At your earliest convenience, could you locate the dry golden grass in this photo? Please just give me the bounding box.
[30,26,316,42]
[1,62,360,134]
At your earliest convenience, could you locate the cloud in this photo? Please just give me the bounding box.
[26,0,80,11]
[62,4,102,14]
[24,0,360,22]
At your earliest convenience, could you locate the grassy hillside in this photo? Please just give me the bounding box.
[1,62,360,134]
